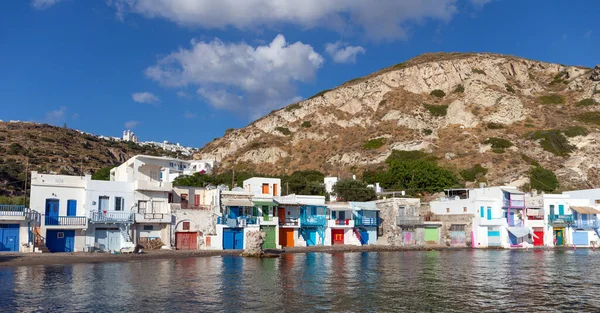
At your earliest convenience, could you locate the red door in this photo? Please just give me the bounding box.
[533,229,544,246]
[176,232,198,250]
[332,229,344,245]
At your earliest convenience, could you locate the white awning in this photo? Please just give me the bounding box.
[526,208,543,216]
[571,206,600,214]
[222,199,254,207]
[507,227,532,238]
[501,189,525,195]
[327,203,352,210]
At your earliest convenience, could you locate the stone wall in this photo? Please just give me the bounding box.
[376,197,421,246]
[430,213,474,247]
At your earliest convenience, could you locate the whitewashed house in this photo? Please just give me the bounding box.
[170,186,220,250]
[563,189,600,247]
[431,186,530,248]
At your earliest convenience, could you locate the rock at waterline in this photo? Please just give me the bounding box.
[241,230,280,258]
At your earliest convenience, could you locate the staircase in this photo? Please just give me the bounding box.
[32,227,50,253]
[353,227,363,245]
[118,224,132,242]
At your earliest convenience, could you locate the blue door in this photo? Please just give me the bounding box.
[573,232,588,246]
[0,224,19,252]
[487,208,492,220]
[359,229,369,245]
[67,200,77,216]
[228,207,241,219]
[306,229,317,246]
[45,199,59,225]
[223,229,243,250]
[46,230,75,252]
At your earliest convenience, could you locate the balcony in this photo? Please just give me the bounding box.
[396,216,424,226]
[135,212,171,223]
[574,220,599,229]
[355,217,380,227]
[328,219,354,228]
[549,215,574,226]
[259,215,278,225]
[300,215,327,227]
[279,217,299,227]
[217,216,259,227]
[0,205,26,220]
[134,180,173,192]
[508,220,524,227]
[90,211,134,224]
[44,216,87,227]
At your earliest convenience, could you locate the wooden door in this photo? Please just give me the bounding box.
[332,229,344,245]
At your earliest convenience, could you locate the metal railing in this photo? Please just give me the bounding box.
[279,218,299,226]
[549,215,574,225]
[300,215,327,226]
[508,220,524,227]
[45,216,87,226]
[356,217,380,227]
[90,211,134,223]
[335,219,351,225]
[0,205,25,216]
[217,216,259,226]
[574,220,599,229]
[396,216,423,226]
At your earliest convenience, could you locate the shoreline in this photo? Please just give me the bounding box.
[0,245,587,268]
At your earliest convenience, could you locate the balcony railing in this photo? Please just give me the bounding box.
[90,211,134,223]
[335,219,351,225]
[503,199,525,208]
[45,216,87,226]
[396,216,423,226]
[279,218,299,226]
[300,215,327,227]
[0,205,25,216]
[549,215,574,225]
[574,220,599,229]
[217,216,259,227]
[356,217,380,227]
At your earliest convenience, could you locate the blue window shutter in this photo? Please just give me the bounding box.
[480,206,484,218]
[558,205,564,215]
[487,207,492,220]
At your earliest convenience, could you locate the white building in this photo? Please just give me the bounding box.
[562,189,600,247]
[111,155,215,184]
[243,177,281,197]
[324,177,338,194]
[431,186,529,249]
[122,129,138,142]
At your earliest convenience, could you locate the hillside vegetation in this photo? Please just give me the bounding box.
[196,53,600,191]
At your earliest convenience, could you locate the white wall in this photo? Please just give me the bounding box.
[86,180,135,214]
[30,172,87,217]
[243,177,282,197]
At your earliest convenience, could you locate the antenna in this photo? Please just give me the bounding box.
[23,158,28,206]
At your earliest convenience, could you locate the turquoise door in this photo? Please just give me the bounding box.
[306,229,317,246]
[487,208,492,220]
[559,205,564,215]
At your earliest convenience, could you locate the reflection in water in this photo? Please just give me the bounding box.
[2,250,600,312]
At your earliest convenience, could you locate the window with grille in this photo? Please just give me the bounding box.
[450,224,466,231]
[183,222,190,230]
[143,225,154,231]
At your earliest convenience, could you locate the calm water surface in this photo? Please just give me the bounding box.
[1,250,600,312]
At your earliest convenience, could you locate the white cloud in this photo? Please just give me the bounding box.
[176,91,189,98]
[146,34,324,118]
[132,92,160,104]
[585,30,593,39]
[183,111,196,119]
[124,120,140,129]
[325,41,365,63]
[32,0,64,10]
[109,0,462,41]
[469,0,494,6]
[44,106,67,124]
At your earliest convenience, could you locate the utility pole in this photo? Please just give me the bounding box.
[231,168,235,189]
[286,182,289,195]
[23,158,28,207]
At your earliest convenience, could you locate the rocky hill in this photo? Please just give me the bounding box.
[195,52,600,191]
[0,122,181,197]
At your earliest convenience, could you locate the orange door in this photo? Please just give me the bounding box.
[176,232,197,250]
[273,184,278,196]
[280,228,295,247]
[332,229,345,245]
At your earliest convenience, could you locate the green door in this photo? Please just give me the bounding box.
[261,226,276,249]
[555,229,564,246]
[424,228,438,243]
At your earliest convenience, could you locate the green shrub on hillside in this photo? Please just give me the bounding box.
[550,72,568,85]
[530,166,559,192]
[577,98,598,106]
[430,89,446,98]
[363,138,386,150]
[275,127,292,135]
[393,62,406,69]
[308,89,331,100]
[563,126,588,138]
[506,84,516,93]
[484,137,513,153]
[576,112,600,125]
[472,68,486,75]
[285,103,301,111]
[422,129,433,135]
[539,94,565,105]
[301,121,311,128]
[527,130,574,156]
[521,154,540,167]
[460,164,488,182]
[487,122,505,129]
[454,84,465,93]
[423,103,448,117]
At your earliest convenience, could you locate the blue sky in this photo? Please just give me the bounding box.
[0,0,598,148]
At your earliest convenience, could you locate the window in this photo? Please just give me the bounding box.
[152,201,164,213]
[332,211,337,219]
[57,232,65,238]
[262,183,269,194]
[480,206,484,218]
[99,196,109,212]
[463,207,467,213]
[115,197,124,211]
[446,208,450,213]
[194,194,200,206]
[450,224,466,231]
[596,200,600,204]
[67,200,77,216]
[143,225,154,231]
[183,222,190,230]
[138,201,147,214]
